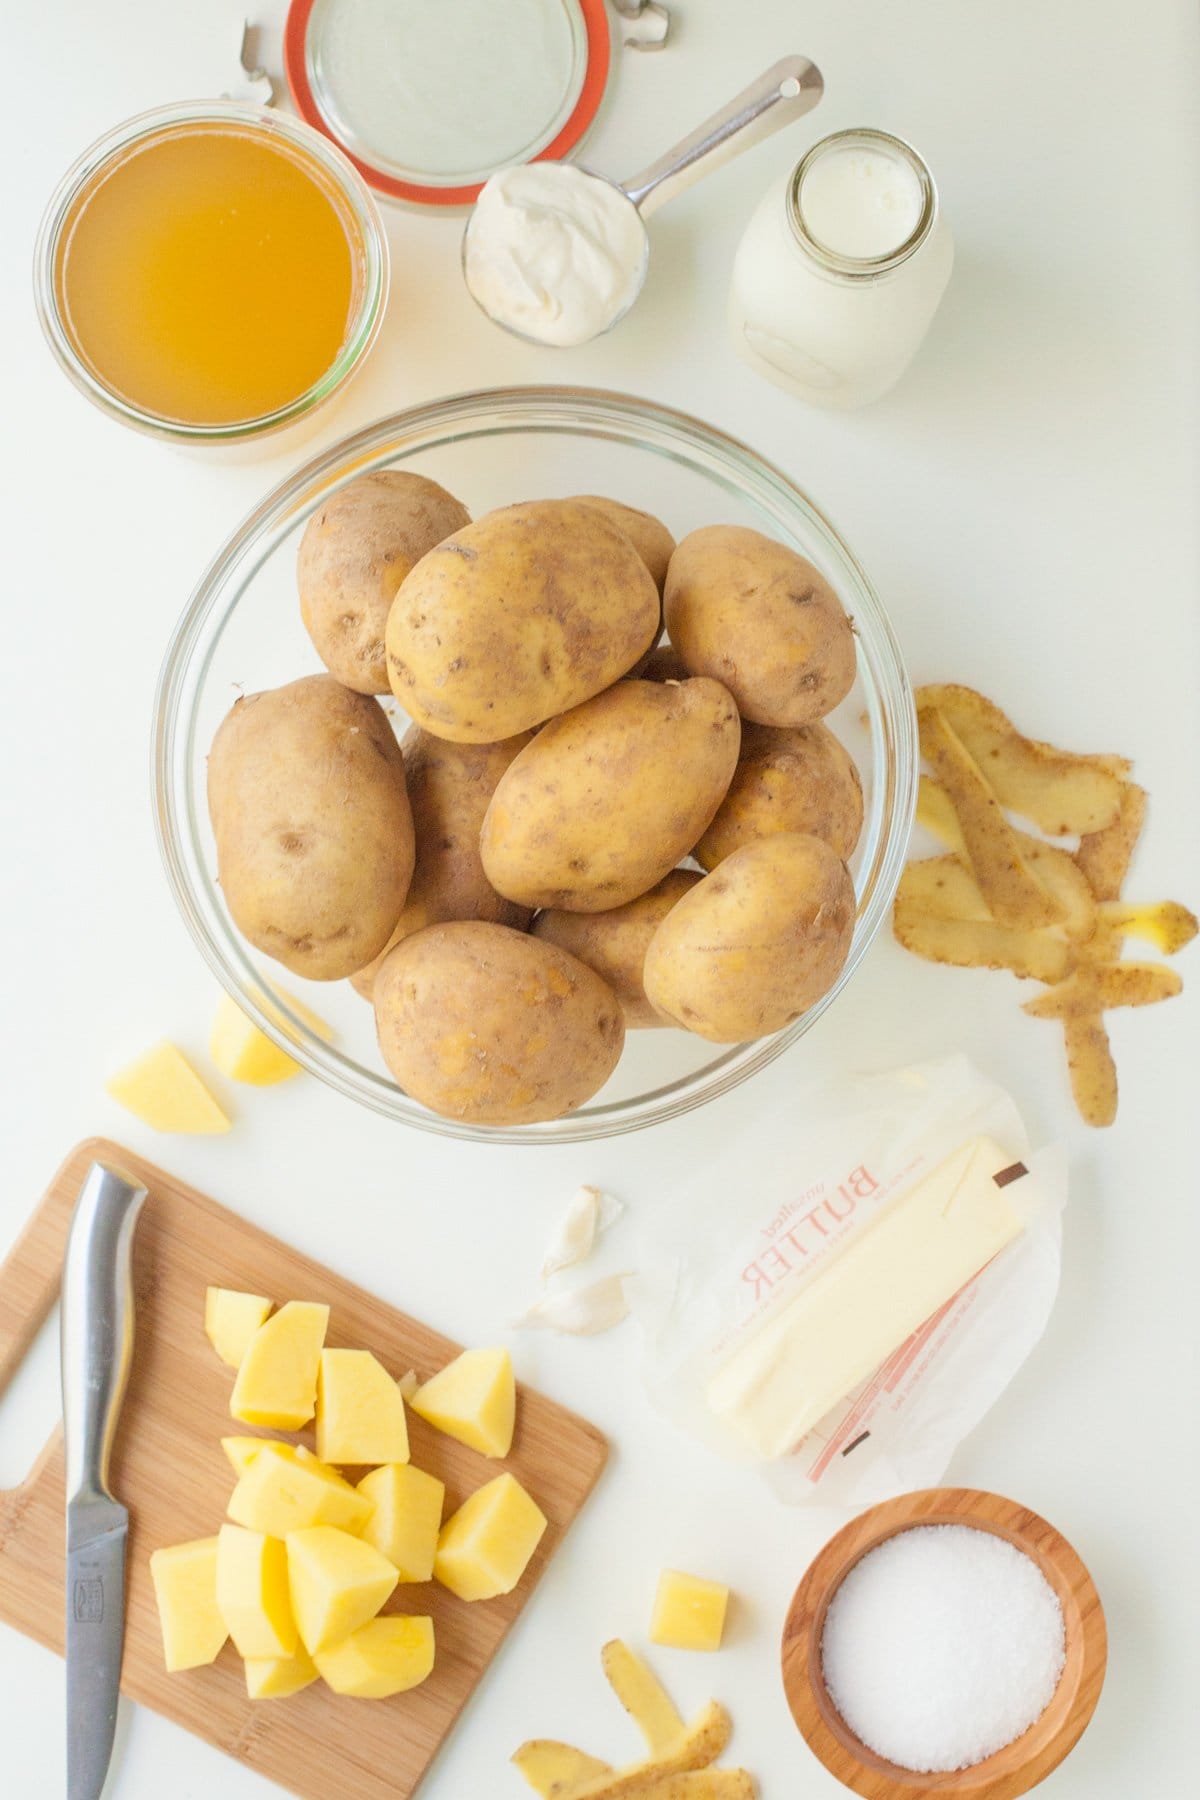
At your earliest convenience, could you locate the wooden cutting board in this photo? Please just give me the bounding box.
[0,1139,608,1799]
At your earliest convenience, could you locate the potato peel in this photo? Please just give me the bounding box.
[893,903,1071,983]
[566,1703,732,1800]
[1063,1012,1118,1128]
[1096,900,1198,957]
[609,1774,755,1799]
[601,1640,686,1755]
[915,684,1126,834]
[512,1741,613,1797]
[1074,782,1147,900]
[918,710,1063,929]
[1024,963,1183,1019]
[898,684,1193,1126]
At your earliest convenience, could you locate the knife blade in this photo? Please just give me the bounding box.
[61,1162,148,1800]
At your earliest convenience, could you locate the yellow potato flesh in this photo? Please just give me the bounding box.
[205,1287,271,1368]
[230,1301,329,1430]
[602,1640,686,1752]
[215,1524,296,1659]
[313,1614,435,1698]
[227,1442,372,1538]
[316,1349,410,1466]
[357,1463,445,1581]
[149,1537,228,1672]
[221,1435,284,1477]
[649,1571,729,1654]
[209,993,303,1085]
[409,1346,514,1458]
[106,1042,230,1135]
[244,1642,319,1698]
[285,1525,397,1655]
[434,1472,547,1602]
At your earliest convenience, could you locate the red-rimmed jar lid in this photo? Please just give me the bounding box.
[284,0,610,207]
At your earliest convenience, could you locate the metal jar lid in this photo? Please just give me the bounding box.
[284,0,611,206]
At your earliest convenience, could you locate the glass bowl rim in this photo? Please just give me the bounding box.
[32,98,390,444]
[153,385,917,1143]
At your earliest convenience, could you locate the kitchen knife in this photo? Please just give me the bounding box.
[61,1162,148,1800]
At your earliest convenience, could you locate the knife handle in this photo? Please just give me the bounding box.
[61,1163,147,1506]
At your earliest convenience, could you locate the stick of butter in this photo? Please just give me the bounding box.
[705,1136,1026,1459]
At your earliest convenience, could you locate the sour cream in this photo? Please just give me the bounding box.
[463,163,648,348]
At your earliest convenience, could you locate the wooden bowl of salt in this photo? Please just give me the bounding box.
[781,1487,1107,1798]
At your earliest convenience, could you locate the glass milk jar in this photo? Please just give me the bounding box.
[729,129,953,408]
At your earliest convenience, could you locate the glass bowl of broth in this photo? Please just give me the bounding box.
[34,100,389,442]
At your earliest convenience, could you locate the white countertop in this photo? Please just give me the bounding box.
[3,2,1198,1794]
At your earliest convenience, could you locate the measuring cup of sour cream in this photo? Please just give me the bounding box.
[462,55,823,348]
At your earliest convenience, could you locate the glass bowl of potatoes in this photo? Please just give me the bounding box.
[155,387,916,1142]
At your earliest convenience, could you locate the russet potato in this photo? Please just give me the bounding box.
[695,721,863,869]
[568,495,676,592]
[643,833,856,1042]
[385,500,659,741]
[350,727,533,1001]
[297,471,469,694]
[208,674,414,981]
[637,641,691,684]
[373,922,625,1125]
[480,679,740,913]
[533,870,702,1028]
[664,525,856,726]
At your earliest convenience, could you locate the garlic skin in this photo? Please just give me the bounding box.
[513,1274,632,1336]
[540,1185,624,1281]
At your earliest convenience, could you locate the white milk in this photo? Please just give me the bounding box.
[729,129,953,409]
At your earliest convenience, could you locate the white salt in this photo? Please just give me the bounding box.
[821,1524,1066,1772]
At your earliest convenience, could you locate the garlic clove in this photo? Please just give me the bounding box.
[514,1274,632,1336]
[540,1184,625,1281]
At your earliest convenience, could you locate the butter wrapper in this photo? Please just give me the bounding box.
[627,1055,1065,1506]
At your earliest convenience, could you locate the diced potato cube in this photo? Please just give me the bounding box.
[316,1349,410,1466]
[230,1301,329,1429]
[106,1042,230,1134]
[649,1569,730,1652]
[244,1642,319,1698]
[149,1536,227,1672]
[357,1464,445,1582]
[409,1347,514,1458]
[314,1615,435,1698]
[211,988,334,1086]
[434,1473,547,1602]
[228,1442,373,1539]
[221,1435,282,1477]
[211,995,297,1086]
[205,1287,272,1367]
[286,1526,398,1654]
[215,1524,296,1659]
